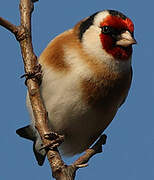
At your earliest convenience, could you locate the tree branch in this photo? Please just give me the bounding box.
[0,17,18,34]
[73,134,107,168]
[0,1,107,179]
[1,0,66,178]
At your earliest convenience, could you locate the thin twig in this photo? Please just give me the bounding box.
[0,17,18,34]
[73,134,107,168]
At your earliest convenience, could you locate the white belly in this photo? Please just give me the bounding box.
[27,67,118,155]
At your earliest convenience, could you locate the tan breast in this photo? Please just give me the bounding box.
[81,69,132,111]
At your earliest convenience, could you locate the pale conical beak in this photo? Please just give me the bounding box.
[116,30,137,47]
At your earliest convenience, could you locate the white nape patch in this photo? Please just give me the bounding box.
[93,11,109,26]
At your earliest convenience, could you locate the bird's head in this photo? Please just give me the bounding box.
[77,10,137,61]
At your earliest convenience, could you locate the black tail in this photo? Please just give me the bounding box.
[16,125,46,166]
[16,125,36,141]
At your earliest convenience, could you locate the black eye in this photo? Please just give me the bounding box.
[101,26,112,34]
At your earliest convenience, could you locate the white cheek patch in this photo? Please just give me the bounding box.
[82,25,113,62]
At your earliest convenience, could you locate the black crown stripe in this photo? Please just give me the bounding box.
[108,10,127,20]
[78,12,99,40]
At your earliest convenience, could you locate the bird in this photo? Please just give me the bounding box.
[16,10,137,166]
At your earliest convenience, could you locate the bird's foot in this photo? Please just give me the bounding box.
[20,63,42,86]
[40,132,64,151]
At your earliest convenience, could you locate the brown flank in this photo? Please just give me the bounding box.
[81,70,132,109]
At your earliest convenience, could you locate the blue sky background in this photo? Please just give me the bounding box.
[0,0,154,179]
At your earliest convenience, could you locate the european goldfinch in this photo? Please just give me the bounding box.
[17,10,137,166]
